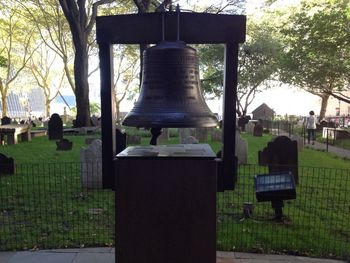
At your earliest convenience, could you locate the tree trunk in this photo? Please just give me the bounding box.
[319,93,330,121]
[116,100,120,124]
[46,98,51,118]
[0,81,8,117]
[1,95,7,117]
[73,39,91,127]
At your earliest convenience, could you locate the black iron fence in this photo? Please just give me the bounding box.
[260,120,350,152]
[1,162,349,260]
[261,120,295,137]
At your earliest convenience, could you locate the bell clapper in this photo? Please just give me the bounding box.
[150,127,162,145]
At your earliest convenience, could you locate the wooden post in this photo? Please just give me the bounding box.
[221,43,240,190]
[99,43,116,189]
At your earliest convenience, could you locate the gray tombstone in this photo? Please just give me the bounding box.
[195,128,208,143]
[181,136,199,144]
[157,128,170,144]
[127,135,141,145]
[0,153,15,175]
[48,113,63,140]
[253,123,263,137]
[258,136,298,184]
[246,121,256,134]
[290,134,304,152]
[236,131,248,164]
[91,116,100,127]
[179,128,196,144]
[211,129,222,142]
[56,138,73,151]
[85,137,98,144]
[80,139,102,189]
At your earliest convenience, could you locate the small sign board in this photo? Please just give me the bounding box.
[254,172,296,202]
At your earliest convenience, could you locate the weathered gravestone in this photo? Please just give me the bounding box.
[0,153,15,175]
[1,116,11,125]
[179,128,196,144]
[90,116,100,127]
[258,136,298,221]
[80,139,102,189]
[56,138,73,151]
[85,137,98,144]
[127,134,141,145]
[290,134,304,152]
[238,116,249,132]
[253,123,263,137]
[246,121,256,134]
[181,136,199,144]
[236,130,248,164]
[215,130,247,164]
[195,127,208,143]
[258,135,298,184]
[48,113,63,140]
[157,128,170,144]
[211,129,222,142]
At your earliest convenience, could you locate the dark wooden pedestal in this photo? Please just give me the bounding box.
[115,145,217,263]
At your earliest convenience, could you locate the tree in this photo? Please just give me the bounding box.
[17,0,76,95]
[113,45,139,122]
[199,18,281,116]
[29,44,66,117]
[0,4,37,116]
[0,55,6,67]
[275,0,350,119]
[58,0,119,127]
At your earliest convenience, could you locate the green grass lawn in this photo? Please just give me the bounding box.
[0,131,350,259]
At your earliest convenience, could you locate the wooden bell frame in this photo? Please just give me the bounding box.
[96,11,246,191]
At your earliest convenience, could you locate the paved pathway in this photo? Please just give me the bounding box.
[0,248,347,263]
[305,140,350,159]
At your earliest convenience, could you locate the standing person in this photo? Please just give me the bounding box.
[306,111,317,144]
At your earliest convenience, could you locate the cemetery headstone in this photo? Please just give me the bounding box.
[1,116,11,125]
[80,139,102,189]
[258,135,298,184]
[290,134,304,152]
[127,134,141,145]
[56,138,73,151]
[211,129,222,142]
[238,116,249,132]
[236,130,248,164]
[48,113,63,140]
[90,116,100,127]
[85,137,98,144]
[245,121,256,134]
[0,153,15,175]
[195,127,208,143]
[157,128,170,144]
[179,128,196,144]
[181,136,199,144]
[253,123,263,137]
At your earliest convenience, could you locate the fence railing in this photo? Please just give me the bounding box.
[0,162,349,260]
[260,120,350,152]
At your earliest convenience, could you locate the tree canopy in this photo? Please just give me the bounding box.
[274,0,350,119]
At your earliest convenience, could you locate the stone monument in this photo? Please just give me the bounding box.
[48,113,63,140]
[80,139,102,189]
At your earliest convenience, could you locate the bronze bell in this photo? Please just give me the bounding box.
[122,41,218,128]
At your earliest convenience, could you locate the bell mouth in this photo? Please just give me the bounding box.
[122,112,218,128]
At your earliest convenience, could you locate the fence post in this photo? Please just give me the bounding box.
[326,128,329,152]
